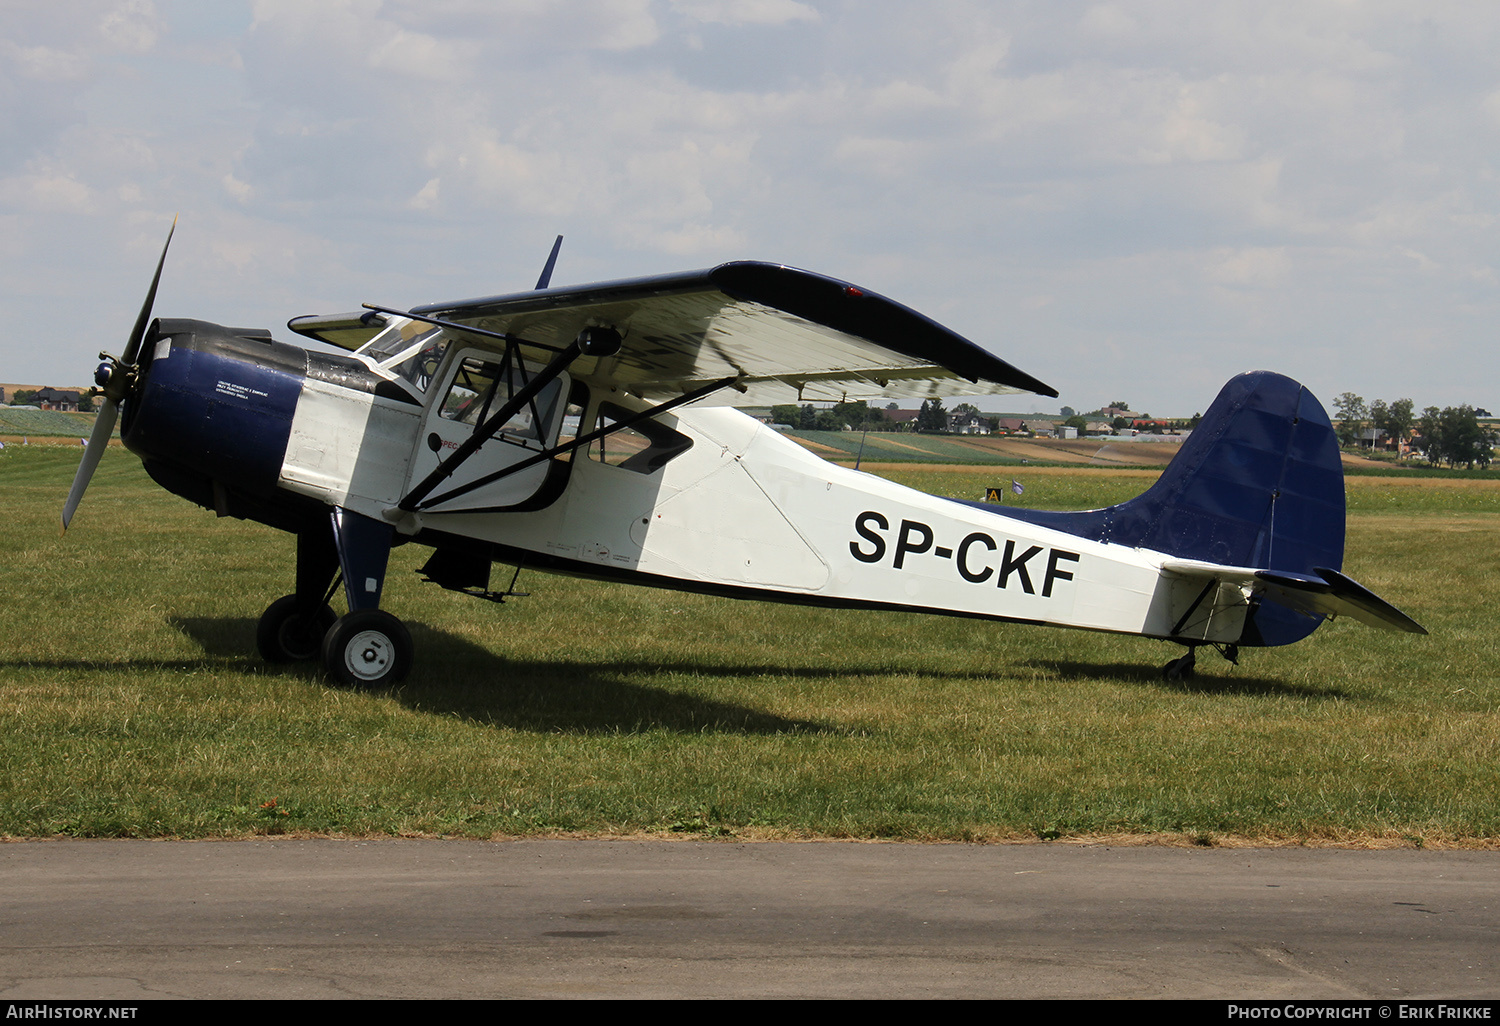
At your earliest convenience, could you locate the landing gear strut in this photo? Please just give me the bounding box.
[257,508,414,688]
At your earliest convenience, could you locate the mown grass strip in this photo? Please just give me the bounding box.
[1,446,1493,845]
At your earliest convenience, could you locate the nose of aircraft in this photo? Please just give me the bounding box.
[118,317,304,493]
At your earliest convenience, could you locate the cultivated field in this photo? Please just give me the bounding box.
[1,446,1496,845]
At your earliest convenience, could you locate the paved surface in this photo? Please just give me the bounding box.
[0,839,1495,1000]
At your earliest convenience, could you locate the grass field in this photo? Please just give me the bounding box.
[1,445,1496,846]
[0,407,97,438]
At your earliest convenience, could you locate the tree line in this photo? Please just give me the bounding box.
[1333,393,1494,469]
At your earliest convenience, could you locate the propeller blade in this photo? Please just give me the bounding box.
[62,397,118,532]
[121,216,177,367]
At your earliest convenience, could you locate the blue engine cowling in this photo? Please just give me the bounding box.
[122,318,304,495]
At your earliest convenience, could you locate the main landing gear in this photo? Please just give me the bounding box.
[1160,643,1239,681]
[1162,649,1196,681]
[254,507,414,689]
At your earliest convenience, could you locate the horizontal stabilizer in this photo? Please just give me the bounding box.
[1161,560,1426,635]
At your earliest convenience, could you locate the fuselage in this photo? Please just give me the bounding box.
[122,316,1248,646]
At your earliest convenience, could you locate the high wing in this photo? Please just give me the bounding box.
[290,262,1056,405]
[1161,559,1427,635]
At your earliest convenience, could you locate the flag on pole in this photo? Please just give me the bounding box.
[1011,479,1024,495]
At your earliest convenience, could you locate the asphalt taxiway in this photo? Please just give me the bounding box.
[1,839,1494,999]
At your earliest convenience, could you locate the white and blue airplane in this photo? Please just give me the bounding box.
[64,227,1424,687]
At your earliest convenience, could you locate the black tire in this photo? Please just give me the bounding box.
[322,610,413,688]
[1162,653,1196,681]
[257,595,337,663]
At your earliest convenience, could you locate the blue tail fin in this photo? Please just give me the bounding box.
[980,371,1346,646]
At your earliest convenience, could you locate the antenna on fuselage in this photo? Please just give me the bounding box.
[534,235,563,290]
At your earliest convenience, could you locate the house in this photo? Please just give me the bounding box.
[947,411,991,435]
[32,387,82,412]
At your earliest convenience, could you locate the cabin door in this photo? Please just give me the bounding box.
[406,348,569,512]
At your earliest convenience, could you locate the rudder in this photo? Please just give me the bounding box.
[978,371,1346,646]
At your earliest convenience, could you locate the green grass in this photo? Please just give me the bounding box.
[0,408,97,437]
[1,445,1496,845]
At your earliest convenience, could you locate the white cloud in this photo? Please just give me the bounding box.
[0,172,96,214]
[670,0,820,26]
[98,0,163,53]
[2,0,1498,415]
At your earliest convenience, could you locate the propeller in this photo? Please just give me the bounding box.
[62,218,176,532]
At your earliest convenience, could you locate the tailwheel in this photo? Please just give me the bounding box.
[257,595,337,663]
[1162,649,1197,681]
[322,610,413,688]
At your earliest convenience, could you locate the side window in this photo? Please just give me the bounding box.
[438,355,561,444]
[589,402,693,474]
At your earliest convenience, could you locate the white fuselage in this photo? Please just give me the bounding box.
[274,369,1248,643]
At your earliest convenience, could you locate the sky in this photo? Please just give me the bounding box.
[3,0,1497,416]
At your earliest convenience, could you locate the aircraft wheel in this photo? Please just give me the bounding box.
[256,595,337,663]
[1162,652,1196,681]
[322,610,413,688]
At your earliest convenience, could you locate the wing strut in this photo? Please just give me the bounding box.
[409,374,738,514]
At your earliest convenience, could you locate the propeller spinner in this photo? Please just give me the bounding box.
[62,218,176,531]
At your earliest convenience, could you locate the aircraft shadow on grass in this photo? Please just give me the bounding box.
[169,615,837,736]
[1018,658,1355,699]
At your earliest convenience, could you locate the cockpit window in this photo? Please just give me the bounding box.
[439,355,561,444]
[385,334,447,393]
[361,323,448,394]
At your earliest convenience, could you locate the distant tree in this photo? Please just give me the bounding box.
[1333,392,1367,447]
[1416,406,1443,465]
[771,404,801,427]
[1386,398,1414,446]
[1367,397,1412,451]
[830,399,863,430]
[1109,400,1130,413]
[1440,405,1493,469]
[77,392,96,413]
[1414,405,1492,469]
[917,397,948,433]
[1060,406,1076,419]
[1064,414,1088,433]
[814,408,844,431]
[1111,416,1130,432]
[10,389,36,406]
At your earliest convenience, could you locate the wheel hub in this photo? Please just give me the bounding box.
[344,630,392,681]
